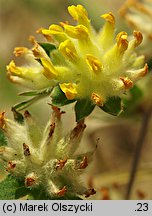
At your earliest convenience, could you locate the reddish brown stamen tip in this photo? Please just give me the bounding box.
[25,177,36,187]
[120,77,133,89]
[51,105,65,119]
[56,158,67,170]
[78,156,88,169]
[100,187,110,200]
[136,189,146,199]
[85,188,96,198]
[6,161,16,171]
[56,186,67,196]
[24,110,31,118]
[49,123,55,137]
[141,64,148,77]
[23,143,31,156]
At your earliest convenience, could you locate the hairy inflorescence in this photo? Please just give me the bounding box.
[0,108,95,199]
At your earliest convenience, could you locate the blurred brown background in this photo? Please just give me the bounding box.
[2,0,151,200]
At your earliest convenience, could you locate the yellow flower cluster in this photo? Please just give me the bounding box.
[7,4,147,106]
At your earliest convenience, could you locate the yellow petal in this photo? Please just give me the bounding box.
[138,63,148,77]
[101,12,115,25]
[86,54,103,74]
[59,39,78,61]
[14,47,28,57]
[36,28,53,42]
[42,25,67,43]
[64,24,89,40]
[68,5,90,26]
[6,61,21,75]
[99,12,115,50]
[133,31,143,47]
[116,31,128,52]
[59,83,77,100]
[42,25,63,35]
[49,24,64,33]
[41,58,58,80]
[127,64,148,80]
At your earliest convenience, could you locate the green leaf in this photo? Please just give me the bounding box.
[28,188,52,200]
[0,176,83,200]
[122,85,143,116]
[18,88,52,97]
[15,179,49,200]
[0,176,47,200]
[12,97,40,111]
[15,179,31,199]
[0,161,7,182]
[39,43,56,57]
[75,99,95,122]
[51,85,76,107]
[0,175,18,199]
[100,96,123,116]
[130,85,143,100]
[13,88,52,111]
[123,85,143,107]
[0,130,7,146]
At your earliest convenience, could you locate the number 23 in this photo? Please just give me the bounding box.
[136,203,148,211]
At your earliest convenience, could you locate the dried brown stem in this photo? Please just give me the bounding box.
[125,108,152,199]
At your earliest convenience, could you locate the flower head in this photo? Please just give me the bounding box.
[0,108,95,198]
[7,5,147,117]
[120,0,152,58]
[6,44,54,89]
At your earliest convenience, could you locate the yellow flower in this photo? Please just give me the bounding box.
[41,5,146,104]
[59,83,77,100]
[7,4,147,106]
[6,45,53,89]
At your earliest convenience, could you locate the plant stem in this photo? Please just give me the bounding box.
[125,109,152,200]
